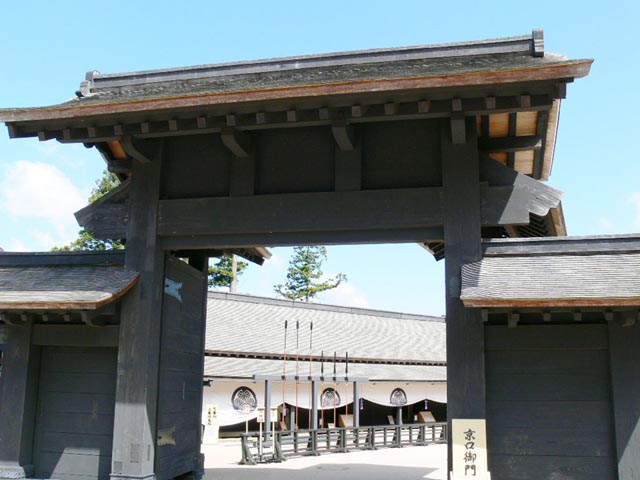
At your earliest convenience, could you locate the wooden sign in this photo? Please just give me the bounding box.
[206,404,218,426]
[270,407,278,423]
[256,407,265,423]
[451,419,490,479]
[418,411,436,423]
[338,414,353,427]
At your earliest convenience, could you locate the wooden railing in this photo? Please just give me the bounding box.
[240,422,447,464]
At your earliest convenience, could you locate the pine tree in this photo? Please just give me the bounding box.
[208,255,247,291]
[275,246,346,301]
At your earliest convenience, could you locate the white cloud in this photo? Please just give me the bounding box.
[598,216,613,230]
[318,282,370,309]
[0,161,88,248]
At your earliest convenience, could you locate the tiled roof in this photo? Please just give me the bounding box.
[0,251,137,310]
[461,235,640,308]
[204,292,446,381]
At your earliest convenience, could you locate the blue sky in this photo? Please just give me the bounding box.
[0,1,638,315]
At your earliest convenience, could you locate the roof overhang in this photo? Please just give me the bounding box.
[461,235,640,308]
[0,251,138,312]
[0,30,591,184]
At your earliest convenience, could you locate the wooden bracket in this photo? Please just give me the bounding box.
[81,310,106,327]
[0,312,28,326]
[481,309,489,323]
[107,158,133,174]
[604,310,614,322]
[331,123,356,151]
[573,311,583,322]
[221,128,252,158]
[542,311,551,322]
[508,311,520,329]
[121,136,161,163]
[621,310,638,327]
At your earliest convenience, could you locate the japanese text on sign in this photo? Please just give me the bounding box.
[451,419,489,479]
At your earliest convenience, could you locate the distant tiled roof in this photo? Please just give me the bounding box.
[0,251,137,310]
[461,235,640,308]
[204,292,446,381]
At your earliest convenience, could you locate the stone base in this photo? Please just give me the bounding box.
[110,474,156,480]
[0,464,34,479]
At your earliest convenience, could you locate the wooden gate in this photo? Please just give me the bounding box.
[485,324,617,479]
[33,347,117,480]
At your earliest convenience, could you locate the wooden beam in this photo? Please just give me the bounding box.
[32,325,119,346]
[18,94,556,143]
[479,135,542,153]
[159,227,444,250]
[221,128,252,158]
[158,188,445,236]
[79,182,552,241]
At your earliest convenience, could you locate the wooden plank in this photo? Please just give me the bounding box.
[43,347,118,374]
[489,454,616,480]
[44,392,115,416]
[488,427,615,457]
[485,324,608,350]
[39,411,115,436]
[38,432,113,455]
[486,371,611,401]
[478,135,541,152]
[32,325,119,347]
[486,349,610,376]
[608,321,640,478]
[487,400,613,431]
[41,372,117,395]
[36,452,112,478]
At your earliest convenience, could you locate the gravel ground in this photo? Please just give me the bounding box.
[202,440,447,480]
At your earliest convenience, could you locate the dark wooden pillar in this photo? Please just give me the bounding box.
[311,380,319,429]
[608,320,640,478]
[0,323,39,479]
[110,141,165,480]
[441,117,486,470]
[352,382,360,428]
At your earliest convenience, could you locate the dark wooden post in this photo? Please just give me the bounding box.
[0,323,39,479]
[352,382,360,428]
[608,320,640,478]
[264,379,272,441]
[110,140,165,480]
[441,117,486,471]
[311,380,319,429]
